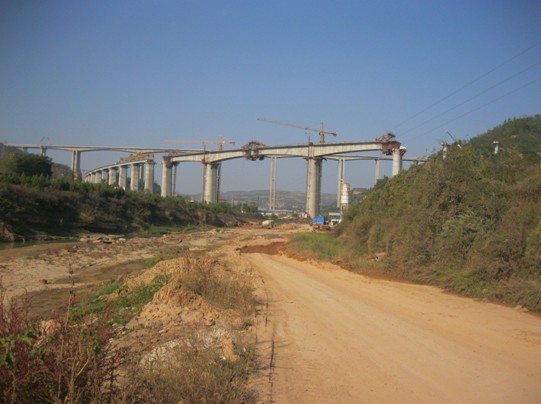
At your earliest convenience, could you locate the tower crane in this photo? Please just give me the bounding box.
[162,134,235,151]
[257,118,337,144]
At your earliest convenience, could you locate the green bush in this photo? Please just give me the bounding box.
[288,233,342,262]
[0,174,246,239]
[0,153,53,177]
[0,283,121,403]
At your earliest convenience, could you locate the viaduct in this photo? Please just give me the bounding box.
[6,138,427,218]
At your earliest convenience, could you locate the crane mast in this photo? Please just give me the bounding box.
[162,134,235,151]
[257,118,337,144]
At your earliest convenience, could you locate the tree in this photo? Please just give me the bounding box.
[1,153,53,177]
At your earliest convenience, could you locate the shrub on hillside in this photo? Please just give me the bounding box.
[335,115,541,310]
[0,283,121,403]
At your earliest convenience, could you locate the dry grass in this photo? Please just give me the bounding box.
[116,252,259,403]
[1,250,260,403]
[120,329,258,403]
[171,253,256,318]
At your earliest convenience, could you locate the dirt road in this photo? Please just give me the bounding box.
[247,253,541,403]
[2,228,541,402]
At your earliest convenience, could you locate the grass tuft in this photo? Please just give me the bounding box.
[172,253,256,317]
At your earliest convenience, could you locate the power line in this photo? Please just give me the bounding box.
[391,40,541,131]
[414,75,541,139]
[402,59,541,135]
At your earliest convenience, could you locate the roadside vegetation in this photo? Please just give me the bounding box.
[121,252,257,403]
[288,115,541,311]
[1,251,258,403]
[0,152,259,241]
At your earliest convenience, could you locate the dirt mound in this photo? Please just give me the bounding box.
[239,241,287,255]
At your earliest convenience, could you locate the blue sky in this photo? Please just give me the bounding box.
[1,1,540,196]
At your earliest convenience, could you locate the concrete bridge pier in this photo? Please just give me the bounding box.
[392,148,403,176]
[119,166,128,189]
[71,150,82,180]
[269,157,277,211]
[161,159,173,197]
[375,158,381,184]
[144,160,155,194]
[102,170,109,184]
[305,157,322,218]
[96,171,102,183]
[203,162,220,203]
[131,163,140,191]
[108,167,117,186]
[139,164,145,187]
[337,159,345,208]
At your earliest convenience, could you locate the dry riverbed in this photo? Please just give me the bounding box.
[1,224,541,403]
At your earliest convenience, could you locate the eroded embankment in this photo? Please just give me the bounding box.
[239,241,287,255]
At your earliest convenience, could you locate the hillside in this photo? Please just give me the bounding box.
[0,177,253,241]
[334,115,541,310]
[0,143,72,177]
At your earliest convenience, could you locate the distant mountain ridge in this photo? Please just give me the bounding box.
[187,189,339,211]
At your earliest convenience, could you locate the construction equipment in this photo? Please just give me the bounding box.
[257,118,337,144]
[375,132,396,143]
[119,152,154,162]
[242,140,267,161]
[312,215,331,231]
[162,134,235,151]
[375,132,405,156]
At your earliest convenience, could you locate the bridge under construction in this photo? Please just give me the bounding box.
[6,137,426,218]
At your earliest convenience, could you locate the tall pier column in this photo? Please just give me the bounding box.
[108,167,117,186]
[71,150,81,180]
[203,162,220,204]
[374,158,380,185]
[96,171,102,183]
[269,157,277,211]
[131,163,140,191]
[102,169,109,184]
[305,157,322,219]
[144,160,155,194]
[161,158,173,197]
[119,166,128,189]
[392,148,403,177]
[336,158,345,208]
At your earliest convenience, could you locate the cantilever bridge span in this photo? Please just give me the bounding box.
[162,140,407,217]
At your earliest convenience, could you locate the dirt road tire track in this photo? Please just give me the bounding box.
[247,253,541,403]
